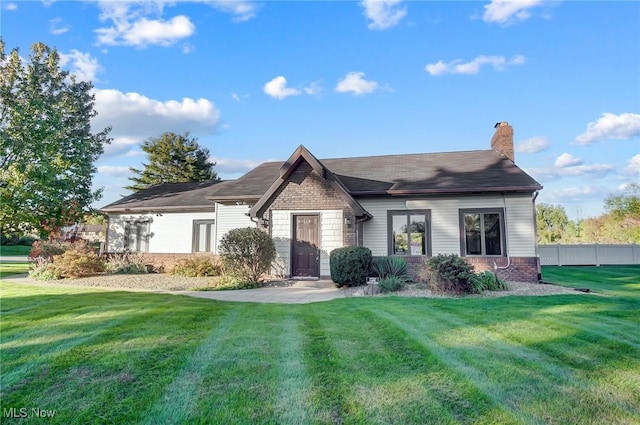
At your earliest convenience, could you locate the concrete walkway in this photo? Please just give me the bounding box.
[0,256,29,262]
[1,274,344,304]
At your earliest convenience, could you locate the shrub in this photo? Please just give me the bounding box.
[379,276,405,293]
[473,271,508,292]
[371,256,410,281]
[329,246,372,287]
[219,227,276,284]
[207,275,260,291]
[106,252,148,275]
[52,250,105,278]
[18,236,37,246]
[172,256,221,277]
[29,258,62,281]
[424,254,478,294]
[29,238,95,261]
[29,240,69,261]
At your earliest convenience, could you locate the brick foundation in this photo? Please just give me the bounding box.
[372,255,540,283]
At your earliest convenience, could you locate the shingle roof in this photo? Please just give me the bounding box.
[100,149,542,211]
[209,149,542,200]
[100,180,223,212]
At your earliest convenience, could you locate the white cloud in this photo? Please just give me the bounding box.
[483,0,543,26]
[210,0,259,22]
[545,186,601,202]
[515,136,550,153]
[575,112,640,145]
[94,1,257,47]
[554,152,582,168]
[624,154,640,176]
[335,72,380,95]
[360,0,407,30]
[425,55,525,76]
[59,50,101,82]
[211,157,267,174]
[526,162,615,182]
[3,2,17,11]
[92,88,220,157]
[49,17,69,35]
[97,165,132,177]
[559,164,614,177]
[97,14,195,47]
[263,76,301,100]
[303,81,323,96]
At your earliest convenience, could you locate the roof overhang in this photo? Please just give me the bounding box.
[250,145,372,219]
[100,205,215,214]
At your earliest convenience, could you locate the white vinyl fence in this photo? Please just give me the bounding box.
[539,244,640,266]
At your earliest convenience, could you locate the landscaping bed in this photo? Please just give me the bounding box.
[14,272,582,297]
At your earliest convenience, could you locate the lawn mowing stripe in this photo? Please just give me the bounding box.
[372,300,640,425]
[342,306,514,424]
[140,305,240,425]
[300,312,357,424]
[274,313,312,425]
[370,308,541,425]
[1,306,148,393]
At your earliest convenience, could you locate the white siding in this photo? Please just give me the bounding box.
[359,194,536,257]
[214,203,255,253]
[107,211,216,253]
[270,210,343,277]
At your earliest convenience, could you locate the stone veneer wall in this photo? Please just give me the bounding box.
[373,255,540,284]
[262,161,357,247]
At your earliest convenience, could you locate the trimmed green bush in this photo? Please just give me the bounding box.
[379,276,405,293]
[329,246,372,287]
[18,236,37,246]
[371,256,410,281]
[219,227,276,284]
[172,256,221,277]
[424,254,478,294]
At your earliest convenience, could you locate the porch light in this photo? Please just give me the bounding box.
[261,218,269,228]
[344,216,352,227]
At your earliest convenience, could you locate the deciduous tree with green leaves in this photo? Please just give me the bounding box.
[0,40,111,237]
[126,132,218,192]
[536,203,574,244]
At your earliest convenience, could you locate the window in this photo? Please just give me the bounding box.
[124,220,150,252]
[388,210,431,256]
[459,209,506,256]
[193,220,215,253]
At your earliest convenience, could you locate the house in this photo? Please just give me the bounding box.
[101,122,543,282]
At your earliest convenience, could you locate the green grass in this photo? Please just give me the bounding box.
[1,266,638,424]
[0,245,31,256]
[0,262,29,278]
[542,265,640,298]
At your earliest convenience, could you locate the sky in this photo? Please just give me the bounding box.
[2,0,639,220]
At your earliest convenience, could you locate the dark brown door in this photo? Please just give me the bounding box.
[292,215,320,277]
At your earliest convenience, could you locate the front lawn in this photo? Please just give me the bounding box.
[0,245,31,256]
[0,262,29,279]
[1,266,638,424]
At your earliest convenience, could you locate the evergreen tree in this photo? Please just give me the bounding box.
[0,40,111,237]
[126,132,218,192]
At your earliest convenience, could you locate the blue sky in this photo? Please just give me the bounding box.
[2,0,639,220]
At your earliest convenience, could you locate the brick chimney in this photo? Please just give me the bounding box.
[491,121,514,162]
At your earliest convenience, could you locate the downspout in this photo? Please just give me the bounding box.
[532,191,542,282]
[493,196,512,275]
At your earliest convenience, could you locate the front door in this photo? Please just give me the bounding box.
[292,215,320,277]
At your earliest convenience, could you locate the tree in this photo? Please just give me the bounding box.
[536,203,573,244]
[126,132,218,192]
[0,40,111,237]
[602,184,640,242]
